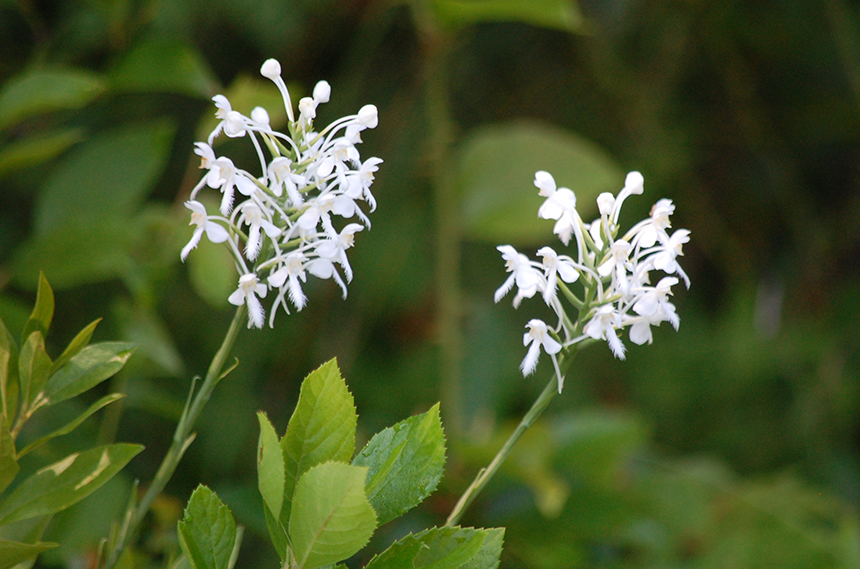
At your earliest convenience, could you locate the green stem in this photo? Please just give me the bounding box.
[102,305,246,569]
[445,369,562,526]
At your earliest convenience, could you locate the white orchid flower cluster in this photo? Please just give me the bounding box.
[495,170,690,392]
[181,59,381,329]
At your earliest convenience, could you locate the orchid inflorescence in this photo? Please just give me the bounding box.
[495,170,690,392]
[181,58,381,329]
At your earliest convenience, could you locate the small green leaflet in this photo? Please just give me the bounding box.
[177,486,238,569]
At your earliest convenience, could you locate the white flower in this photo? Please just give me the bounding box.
[535,171,578,246]
[268,252,308,311]
[180,201,230,261]
[652,229,691,287]
[310,223,364,283]
[494,245,544,307]
[268,156,306,207]
[521,319,564,392]
[228,273,268,328]
[238,202,281,260]
[583,305,626,360]
[536,246,579,306]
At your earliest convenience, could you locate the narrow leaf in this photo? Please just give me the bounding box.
[289,462,376,569]
[17,393,125,458]
[262,502,289,564]
[51,319,100,375]
[0,416,17,494]
[17,332,52,411]
[353,403,446,525]
[363,526,498,569]
[20,273,54,343]
[0,320,18,427]
[0,443,143,525]
[280,359,356,529]
[256,412,285,520]
[41,342,135,405]
[177,486,237,569]
[0,539,58,569]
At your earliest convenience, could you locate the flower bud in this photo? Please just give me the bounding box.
[313,80,331,104]
[260,59,282,80]
[357,104,378,128]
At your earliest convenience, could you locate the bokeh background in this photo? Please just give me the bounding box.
[1,0,860,567]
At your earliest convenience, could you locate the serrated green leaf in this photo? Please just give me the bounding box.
[0,417,17,494]
[177,486,237,569]
[41,342,135,405]
[0,127,86,180]
[353,403,446,525]
[17,332,51,412]
[460,528,504,569]
[34,120,176,236]
[457,120,623,245]
[0,67,105,131]
[110,37,219,98]
[289,462,376,569]
[20,274,53,345]
[363,526,499,569]
[17,393,125,458]
[280,360,357,529]
[256,412,285,520]
[430,0,585,32]
[0,443,143,525]
[0,539,58,569]
[0,321,18,427]
[262,502,288,564]
[51,319,100,375]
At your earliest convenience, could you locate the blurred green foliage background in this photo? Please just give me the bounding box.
[1,0,860,567]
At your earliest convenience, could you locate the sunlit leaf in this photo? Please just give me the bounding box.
[289,462,376,569]
[0,444,143,525]
[457,120,623,245]
[110,37,219,98]
[177,486,237,569]
[0,67,105,131]
[353,403,446,525]
[430,0,585,33]
[41,343,135,405]
[280,360,356,530]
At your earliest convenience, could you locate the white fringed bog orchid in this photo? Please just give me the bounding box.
[495,171,690,393]
[181,58,381,328]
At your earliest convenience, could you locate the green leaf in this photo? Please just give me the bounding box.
[256,412,285,520]
[353,403,446,525]
[0,539,58,569]
[0,443,143,525]
[17,332,52,412]
[51,319,100,375]
[363,526,502,569]
[33,120,176,236]
[41,342,135,405]
[110,37,219,98]
[177,486,237,569]
[289,462,376,569]
[0,417,17,494]
[11,217,138,291]
[17,393,125,458]
[0,321,18,427]
[0,128,86,180]
[457,120,623,245]
[0,67,105,131]
[21,273,53,344]
[280,360,357,529]
[430,0,585,33]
